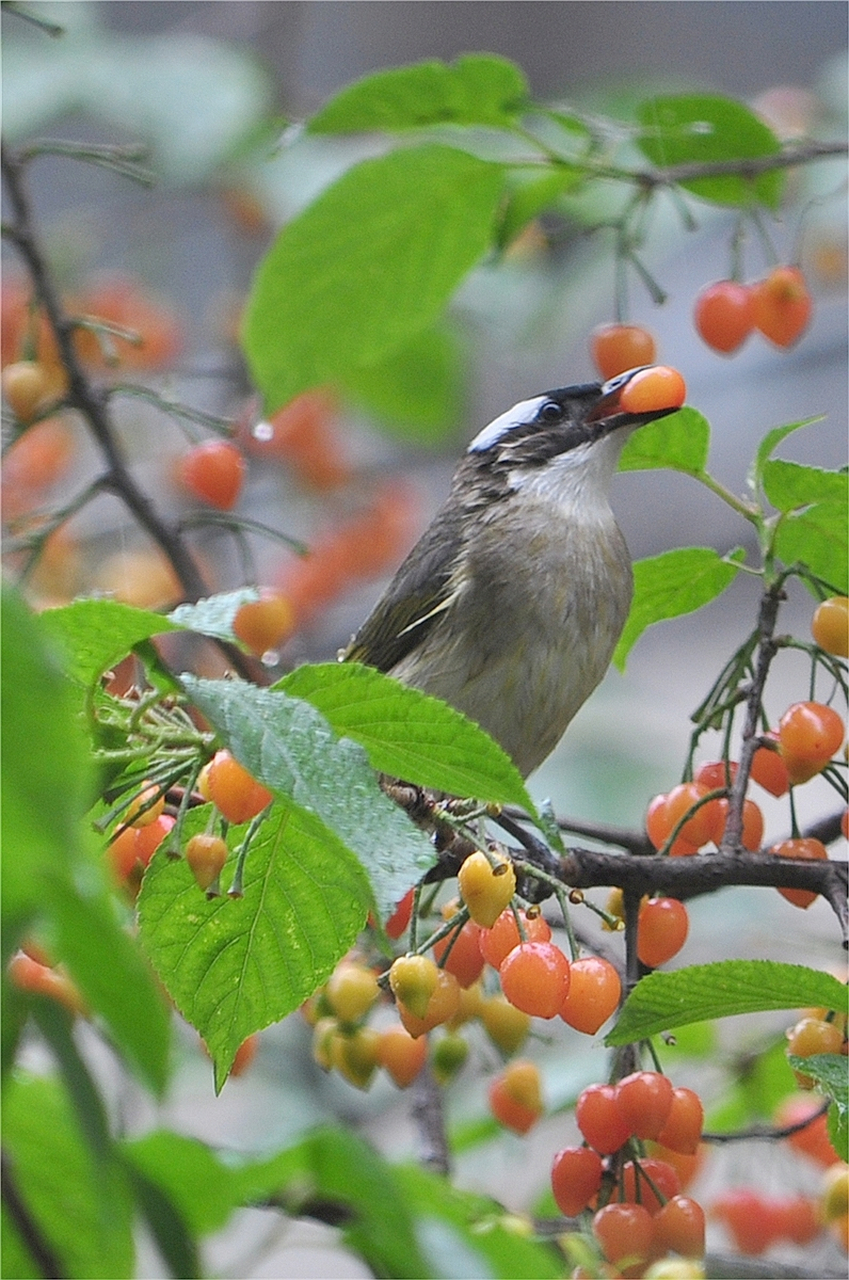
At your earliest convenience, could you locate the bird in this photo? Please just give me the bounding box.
[342,367,681,778]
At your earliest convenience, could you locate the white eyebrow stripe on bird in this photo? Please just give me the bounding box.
[467,395,549,454]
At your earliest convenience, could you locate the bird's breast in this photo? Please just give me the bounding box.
[391,494,633,775]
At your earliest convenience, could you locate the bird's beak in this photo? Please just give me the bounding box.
[586,365,682,429]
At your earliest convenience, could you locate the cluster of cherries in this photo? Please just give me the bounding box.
[552,1069,705,1272]
[644,692,844,905]
[590,263,813,381]
[303,853,624,1104]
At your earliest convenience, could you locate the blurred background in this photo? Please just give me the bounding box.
[3,4,847,1276]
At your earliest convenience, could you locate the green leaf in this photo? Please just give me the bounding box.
[3,16,272,185]
[31,1000,113,1168]
[786,1054,848,1161]
[636,93,783,207]
[340,324,464,443]
[120,1162,200,1280]
[277,662,535,811]
[762,459,848,513]
[308,54,528,133]
[775,501,848,593]
[241,144,504,412]
[395,1164,563,1279]
[235,1127,430,1279]
[749,417,822,491]
[613,546,744,669]
[607,960,848,1045]
[168,588,259,642]
[181,675,436,913]
[40,598,180,687]
[121,1131,240,1235]
[137,801,371,1088]
[47,875,171,1097]
[618,407,709,476]
[1,588,94,936]
[1,1208,39,1280]
[1,591,171,1092]
[497,166,584,248]
[2,1072,134,1280]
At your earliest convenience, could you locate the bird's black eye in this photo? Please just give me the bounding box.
[538,400,562,424]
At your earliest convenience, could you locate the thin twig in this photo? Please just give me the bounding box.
[18,139,155,185]
[702,1097,830,1145]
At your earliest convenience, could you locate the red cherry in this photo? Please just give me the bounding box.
[694,759,738,791]
[621,1157,681,1216]
[694,280,754,354]
[590,324,657,379]
[550,1146,604,1216]
[498,941,570,1019]
[770,837,829,909]
[384,888,414,940]
[433,918,486,988]
[576,1082,632,1154]
[559,955,621,1034]
[653,1194,705,1257]
[479,908,551,969]
[778,701,845,785]
[616,1071,674,1140]
[176,439,246,510]
[750,739,790,797]
[637,898,689,968]
[709,797,765,851]
[656,1086,704,1155]
[711,1188,780,1255]
[618,365,687,415]
[205,749,273,824]
[593,1202,655,1267]
[751,265,813,348]
[488,1059,543,1135]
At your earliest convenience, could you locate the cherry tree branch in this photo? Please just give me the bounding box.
[558,846,847,941]
[1,142,209,603]
[722,575,786,851]
[647,139,849,187]
[702,1096,830,1145]
[559,138,849,189]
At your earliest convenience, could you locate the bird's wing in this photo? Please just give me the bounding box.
[342,504,464,673]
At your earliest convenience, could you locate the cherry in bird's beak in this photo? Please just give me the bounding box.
[588,365,687,424]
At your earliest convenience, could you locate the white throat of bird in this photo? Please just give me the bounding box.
[506,428,634,520]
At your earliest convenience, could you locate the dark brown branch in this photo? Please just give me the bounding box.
[410,1064,451,1176]
[722,577,785,852]
[702,1097,830,1146]
[703,1254,844,1280]
[555,814,653,856]
[1,143,209,603]
[559,846,848,941]
[1,143,268,682]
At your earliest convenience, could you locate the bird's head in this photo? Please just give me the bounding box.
[465,366,685,486]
